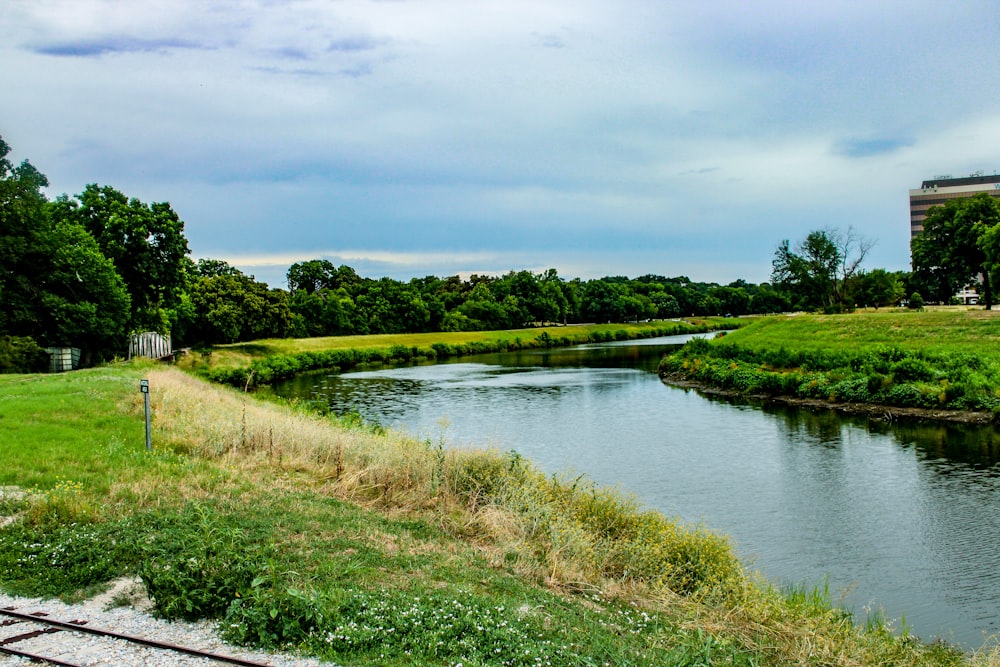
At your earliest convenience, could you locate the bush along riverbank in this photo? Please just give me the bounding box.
[659,311,1000,421]
[198,320,729,389]
[3,364,994,665]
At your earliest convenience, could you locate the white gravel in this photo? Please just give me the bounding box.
[0,578,336,667]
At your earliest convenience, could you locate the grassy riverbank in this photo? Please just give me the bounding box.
[660,309,1000,418]
[1,364,996,665]
[184,319,728,388]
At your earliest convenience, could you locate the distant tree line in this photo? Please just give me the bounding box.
[2,134,926,371]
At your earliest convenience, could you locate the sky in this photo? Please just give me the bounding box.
[2,1,999,288]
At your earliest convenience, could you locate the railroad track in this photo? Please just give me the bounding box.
[0,607,284,666]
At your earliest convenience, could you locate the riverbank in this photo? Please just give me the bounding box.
[661,376,997,424]
[1,364,993,666]
[659,309,1000,422]
[182,319,731,388]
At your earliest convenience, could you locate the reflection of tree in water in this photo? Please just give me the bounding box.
[892,420,1000,470]
[769,405,845,447]
[702,391,1000,471]
[702,393,847,446]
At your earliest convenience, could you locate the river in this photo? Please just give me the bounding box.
[272,333,1000,649]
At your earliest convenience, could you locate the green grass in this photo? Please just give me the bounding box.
[721,309,1000,357]
[0,367,150,492]
[661,309,1000,414]
[0,362,992,666]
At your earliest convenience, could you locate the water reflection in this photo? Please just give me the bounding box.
[272,334,1000,649]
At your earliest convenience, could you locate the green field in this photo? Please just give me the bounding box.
[719,309,1000,356]
[2,362,991,665]
[661,309,1000,415]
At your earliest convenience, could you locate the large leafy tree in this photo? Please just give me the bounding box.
[772,227,873,311]
[0,136,130,361]
[286,259,337,294]
[0,136,50,333]
[849,269,905,309]
[581,279,627,323]
[50,184,190,330]
[911,194,1000,308]
[37,222,131,355]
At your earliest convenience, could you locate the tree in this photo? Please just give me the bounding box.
[50,184,191,330]
[748,285,790,314]
[457,282,509,330]
[196,258,244,278]
[972,197,1000,308]
[772,227,873,311]
[187,267,293,344]
[0,137,130,361]
[581,279,627,323]
[912,194,1000,308]
[38,222,131,356]
[710,286,751,316]
[850,269,905,309]
[0,136,50,334]
[286,259,337,294]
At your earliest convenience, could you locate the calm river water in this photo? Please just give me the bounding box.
[273,333,1000,649]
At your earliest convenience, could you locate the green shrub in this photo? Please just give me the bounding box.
[224,579,330,648]
[891,357,936,383]
[0,336,49,373]
[387,345,412,362]
[136,504,267,620]
[827,377,868,402]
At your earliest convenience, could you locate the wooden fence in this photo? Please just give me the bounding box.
[128,332,172,360]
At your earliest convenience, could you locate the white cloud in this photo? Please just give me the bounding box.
[3,0,997,286]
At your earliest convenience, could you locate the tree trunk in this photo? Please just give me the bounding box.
[983,265,993,310]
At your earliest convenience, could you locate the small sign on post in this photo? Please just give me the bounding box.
[140,379,151,451]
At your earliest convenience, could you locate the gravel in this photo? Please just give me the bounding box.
[0,578,335,667]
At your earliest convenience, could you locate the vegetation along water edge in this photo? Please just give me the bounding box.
[659,308,1000,423]
[187,319,732,389]
[3,362,998,666]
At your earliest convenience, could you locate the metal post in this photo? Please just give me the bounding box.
[140,379,151,451]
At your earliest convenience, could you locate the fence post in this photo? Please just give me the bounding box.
[140,379,151,451]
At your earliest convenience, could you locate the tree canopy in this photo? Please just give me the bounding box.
[771,227,874,311]
[0,137,131,362]
[911,193,1000,308]
[50,184,190,330]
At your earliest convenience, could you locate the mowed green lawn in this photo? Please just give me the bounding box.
[723,309,1000,358]
[0,367,151,492]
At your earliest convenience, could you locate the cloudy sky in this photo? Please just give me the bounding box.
[3,1,998,287]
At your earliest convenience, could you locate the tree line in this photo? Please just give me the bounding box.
[10,133,976,372]
[1,134,801,371]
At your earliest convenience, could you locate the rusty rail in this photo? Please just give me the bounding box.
[0,607,286,667]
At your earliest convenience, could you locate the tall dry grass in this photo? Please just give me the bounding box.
[142,367,740,597]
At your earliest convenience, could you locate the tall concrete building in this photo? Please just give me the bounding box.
[909,173,1000,239]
